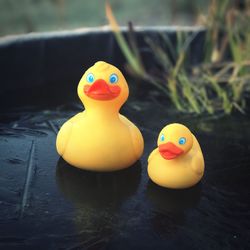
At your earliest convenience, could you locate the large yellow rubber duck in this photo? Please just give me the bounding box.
[148,123,204,189]
[56,61,144,171]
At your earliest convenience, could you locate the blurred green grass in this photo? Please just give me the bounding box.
[0,0,210,37]
[107,0,250,115]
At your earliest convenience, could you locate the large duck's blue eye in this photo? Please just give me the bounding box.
[160,134,165,142]
[109,73,118,84]
[86,73,94,83]
[179,137,186,145]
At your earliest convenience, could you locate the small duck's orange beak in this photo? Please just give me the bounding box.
[84,79,121,100]
[159,142,184,160]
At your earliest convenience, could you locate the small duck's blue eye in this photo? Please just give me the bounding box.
[160,134,165,142]
[86,73,94,83]
[109,73,118,84]
[179,137,186,145]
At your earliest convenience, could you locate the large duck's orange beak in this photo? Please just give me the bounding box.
[84,79,121,100]
[159,142,184,160]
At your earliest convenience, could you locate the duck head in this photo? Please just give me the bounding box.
[77,61,129,110]
[157,123,193,160]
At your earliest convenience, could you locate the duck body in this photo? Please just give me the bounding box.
[57,111,143,171]
[148,123,204,189]
[56,61,144,171]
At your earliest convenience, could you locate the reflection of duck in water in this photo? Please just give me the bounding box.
[56,158,141,243]
[146,181,201,236]
[146,181,201,212]
[56,158,141,208]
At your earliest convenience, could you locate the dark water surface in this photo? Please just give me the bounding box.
[0,85,250,250]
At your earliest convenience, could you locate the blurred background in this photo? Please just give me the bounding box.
[0,0,211,37]
[0,0,249,115]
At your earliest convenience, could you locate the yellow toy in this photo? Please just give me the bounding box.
[148,123,204,189]
[56,61,144,171]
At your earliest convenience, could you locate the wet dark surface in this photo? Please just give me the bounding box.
[0,81,250,250]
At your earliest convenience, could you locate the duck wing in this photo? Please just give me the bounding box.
[56,112,83,156]
[119,114,144,159]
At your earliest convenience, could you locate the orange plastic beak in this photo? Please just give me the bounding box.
[84,79,121,100]
[158,142,184,160]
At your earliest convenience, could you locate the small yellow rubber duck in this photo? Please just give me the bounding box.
[56,61,144,171]
[148,123,204,189]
